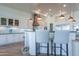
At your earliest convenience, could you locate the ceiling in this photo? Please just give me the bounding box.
[35,3,79,16]
[0,3,79,15]
[0,3,38,13]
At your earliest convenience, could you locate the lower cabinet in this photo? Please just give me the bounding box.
[0,33,24,46]
[0,35,7,45]
[6,34,14,44]
[72,40,79,56]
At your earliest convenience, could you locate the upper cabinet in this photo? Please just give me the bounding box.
[1,18,7,25]
[14,20,19,26]
[0,17,19,27]
[8,19,13,26]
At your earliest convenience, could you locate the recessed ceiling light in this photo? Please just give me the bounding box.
[68,16,74,20]
[37,9,41,12]
[43,13,48,16]
[34,11,40,14]
[49,9,52,11]
[63,4,66,7]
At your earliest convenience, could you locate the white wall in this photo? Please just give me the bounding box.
[74,10,79,24]
[0,5,32,29]
[0,5,33,45]
[44,12,78,31]
[1,4,78,30]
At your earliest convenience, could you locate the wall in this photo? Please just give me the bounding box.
[0,5,33,45]
[0,5,32,29]
[44,12,78,31]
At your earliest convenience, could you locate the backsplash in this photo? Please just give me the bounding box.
[0,26,22,33]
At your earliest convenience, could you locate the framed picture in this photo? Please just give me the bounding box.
[1,17,7,25]
[8,19,13,26]
[15,20,19,26]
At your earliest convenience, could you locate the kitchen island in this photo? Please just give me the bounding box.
[24,30,77,56]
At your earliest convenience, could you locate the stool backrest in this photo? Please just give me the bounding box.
[54,30,70,44]
[36,30,49,43]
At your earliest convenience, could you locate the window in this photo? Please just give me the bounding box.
[8,19,13,26]
[55,24,70,30]
[1,18,7,25]
[55,25,62,30]
[62,25,70,30]
[15,20,19,26]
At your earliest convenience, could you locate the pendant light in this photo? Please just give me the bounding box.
[59,14,65,19]
[59,4,65,19]
[72,7,76,23]
[68,4,75,22]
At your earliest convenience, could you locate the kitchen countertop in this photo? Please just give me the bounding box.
[0,32,24,35]
[72,40,79,41]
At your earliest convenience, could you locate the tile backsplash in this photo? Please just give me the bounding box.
[0,27,21,33]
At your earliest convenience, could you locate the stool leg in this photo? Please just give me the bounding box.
[36,43,40,56]
[51,40,53,55]
[54,43,56,56]
[38,43,40,55]
[66,44,68,56]
[36,43,37,56]
[60,44,62,56]
[47,43,49,56]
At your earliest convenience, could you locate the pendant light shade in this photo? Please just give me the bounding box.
[72,19,76,22]
[59,4,65,19]
[68,16,76,22]
[68,16,74,20]
[59,14,65,19]
[68,4,76,23]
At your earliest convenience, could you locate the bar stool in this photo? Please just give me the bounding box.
[49,31,54,55]
[35,30,49,56]
[53,30,69,56]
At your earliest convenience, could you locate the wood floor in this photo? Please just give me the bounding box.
[0,42,28,56]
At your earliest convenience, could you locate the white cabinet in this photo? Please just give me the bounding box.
[0,35,7,45]
[6,34,24,44]
[12,34,19,42]
[27,32,36,55]
[0,17,19,27]
[12,34,24,42]
[19,34,24,42]
[6,34,13,44]
[72,40,79,56]
[0,33,24,46]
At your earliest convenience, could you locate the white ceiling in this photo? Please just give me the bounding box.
[0,3,38,13]
[0,3,79,15]
[35,3,79,15]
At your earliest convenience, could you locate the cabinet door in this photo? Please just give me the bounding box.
[6,34,14,44]
[11,34,23,43]
[72,41,79,56]
[19,34,24,42]
[13,34,19,42]
[1,18,7,25]
[14,34,24,42]
[8,19,13,26]
[27,32,36,55]
[0,34,24,45]
[14,20,19,26]
[0,35,6,45]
